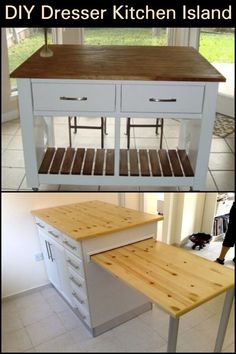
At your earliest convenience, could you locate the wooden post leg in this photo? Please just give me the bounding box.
[167,316,179,352]
[214,288,234,352]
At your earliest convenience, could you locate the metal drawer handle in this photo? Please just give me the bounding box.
[72,291,84,304]
[149,98,177,102]
[63,240,76,250]
[75,307,86,320]
[69,276,82,288]
[67,259,79,270]
[48,231,59,238]
[60,96,87,101]
[36,222,45,228]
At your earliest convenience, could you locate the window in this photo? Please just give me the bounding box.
[6,28,52,92]
[83,28,168,46]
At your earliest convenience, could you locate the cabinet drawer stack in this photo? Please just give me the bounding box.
[35,217,91,328]
[64,244,91,327]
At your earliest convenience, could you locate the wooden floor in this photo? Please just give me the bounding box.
[38,147,194,177]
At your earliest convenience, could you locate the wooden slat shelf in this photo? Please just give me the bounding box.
[38,147,194,177]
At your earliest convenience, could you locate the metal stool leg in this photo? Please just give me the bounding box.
[155,118,159,135]
[101,117,104,149]
[74,116,77,134]
[68,116,72,147]
[160,118,164,149]
[127,117,131,149]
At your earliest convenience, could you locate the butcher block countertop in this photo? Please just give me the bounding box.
[92,238,234,317]
[32,201,163,241]
[11,45,225,82]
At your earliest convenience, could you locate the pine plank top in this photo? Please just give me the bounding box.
[11,45,225,82]
[92,239,234,317]
[32,201,163,241]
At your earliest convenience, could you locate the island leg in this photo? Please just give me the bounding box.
[167,316,179,352]
[214,287,234,352]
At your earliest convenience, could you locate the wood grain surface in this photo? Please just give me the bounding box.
[92,239,234,317]
[11,45,225,82]
[32,201,163,241]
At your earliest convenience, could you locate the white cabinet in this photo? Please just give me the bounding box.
[38,229,61,290]
[38,228,73,305]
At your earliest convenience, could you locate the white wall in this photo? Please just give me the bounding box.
[170,193,206,245]
[2,193,120,298]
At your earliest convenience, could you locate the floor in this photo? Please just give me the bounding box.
[2,242,234,353]
[1,116,235,191]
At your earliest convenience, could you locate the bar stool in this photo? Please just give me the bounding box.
[126,118,164,149]
[68,117,107,148]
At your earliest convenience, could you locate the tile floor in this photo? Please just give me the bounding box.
[1,117,235,191]
[2,246,234,353]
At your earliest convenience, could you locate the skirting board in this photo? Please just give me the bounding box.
[1,283,51,302]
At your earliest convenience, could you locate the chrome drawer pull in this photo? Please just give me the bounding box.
[72,291,84,304]
[67,259,79,270]
[36,222,45,228]
[48,231,59,238]
[75,307,86,320]
[69,276,82,287]
[63,240,76,250]
[60,96,87,101]
[149,98,177,102]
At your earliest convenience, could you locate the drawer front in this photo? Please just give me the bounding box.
[71,284,89,310]
[35,218,62,243]
[121,84,204,113]
[67,267,87,296]
[62,235,82,258]
[32,83,116,112]
[73,301,91,327]
[65,249,84,278]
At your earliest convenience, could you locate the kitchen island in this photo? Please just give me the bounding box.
[11,45,225,190]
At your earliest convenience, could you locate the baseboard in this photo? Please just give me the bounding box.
[2,110,19,123]
[1,283,51,302]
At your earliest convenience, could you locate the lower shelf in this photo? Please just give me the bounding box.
[38,147,194,177]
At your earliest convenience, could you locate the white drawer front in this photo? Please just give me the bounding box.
[121,84,204,113]
[35,218,62,243]
[65,249,84,278]
[71,284,89,310]
[68,267,87,296]
[32,83,116,112]
[62,235,82,258]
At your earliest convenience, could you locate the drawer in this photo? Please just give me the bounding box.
[121,84,204,113]
[62,235,83,258]
[65,249,84,278]
[73,301,91,327]
[35,218,62,243]
[71,284,89,310]
[32,83,116,112]
[67,267,87,296]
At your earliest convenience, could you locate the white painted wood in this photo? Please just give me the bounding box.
[18,77,219,190]
[38,229,61,290]
[121,84,204,113]
[193,83,218,190]
[17,79,40,189]
[32,82,116,112]
[38,174,195,186]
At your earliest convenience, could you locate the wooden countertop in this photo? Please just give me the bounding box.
[11,45,225,82]
[32,201,162,241]
[92,238,234,317]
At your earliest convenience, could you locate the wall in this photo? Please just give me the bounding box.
[170,193,206,245]
[2,193,120,298]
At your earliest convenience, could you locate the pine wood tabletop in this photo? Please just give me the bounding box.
[11,45,225,82]
[32,201,163,241]
[92,238,234,317]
